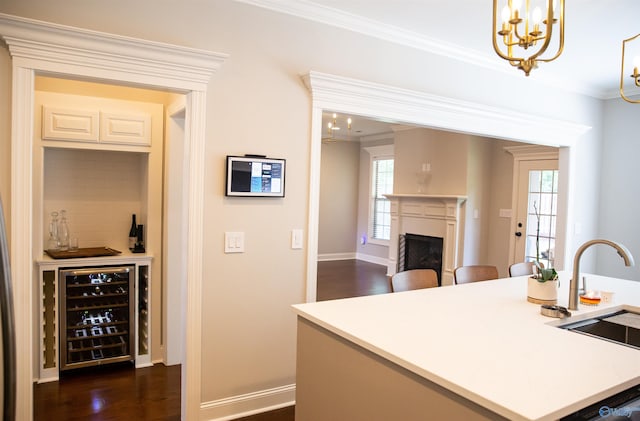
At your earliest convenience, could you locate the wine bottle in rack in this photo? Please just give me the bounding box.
[128,214,137,250]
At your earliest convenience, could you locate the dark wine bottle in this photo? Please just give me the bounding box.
[128,214,137,250]
[133,224,145,253]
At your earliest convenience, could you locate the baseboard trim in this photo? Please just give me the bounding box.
[355,253,388,267]
[200,384,295,421]
[317,252,356,261]
[317,253,389,268]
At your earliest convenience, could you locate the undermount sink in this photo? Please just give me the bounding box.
[559,309,640,350]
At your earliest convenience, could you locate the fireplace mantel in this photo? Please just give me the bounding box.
[385,194,467,201]
[385,194,467,286]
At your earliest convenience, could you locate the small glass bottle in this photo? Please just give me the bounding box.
[47,211,59,250]
[58,209,70,251]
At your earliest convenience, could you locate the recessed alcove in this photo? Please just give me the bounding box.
[0,13,227,420]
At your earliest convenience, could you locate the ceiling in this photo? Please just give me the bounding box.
[321,111,397,141]
[240,0,640,100]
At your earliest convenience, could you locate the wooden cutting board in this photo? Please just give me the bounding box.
[45,247,122,259]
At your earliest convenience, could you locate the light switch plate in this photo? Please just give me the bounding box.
[499,208,513,218]
[224,232,245,253]
[291,229,303,249]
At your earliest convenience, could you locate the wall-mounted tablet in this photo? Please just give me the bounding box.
[225,155,286,197]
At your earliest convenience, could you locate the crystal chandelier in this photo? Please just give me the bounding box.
[620,34,640,103]
[492,0,565,76]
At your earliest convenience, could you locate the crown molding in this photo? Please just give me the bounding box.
[504,144,560,161]
[390,124,419,133]
[235,0,605,99]
[359,132,395,143]
[602,88,640,102]
[0,13,228,91]
[302,71,591,147]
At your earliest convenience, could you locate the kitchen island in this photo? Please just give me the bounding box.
[293,273,640,420]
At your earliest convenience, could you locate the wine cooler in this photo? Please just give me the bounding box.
[60,266,135,370]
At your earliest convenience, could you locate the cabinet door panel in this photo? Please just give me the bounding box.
[42,106,99,142]
[100,112,151,146]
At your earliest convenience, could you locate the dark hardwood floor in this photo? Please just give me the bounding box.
[316,259,391,301]
[34,362,181,421]
[234,406,296,421]
[33,259,385,420]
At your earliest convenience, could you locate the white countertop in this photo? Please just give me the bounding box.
[292,272,640,421]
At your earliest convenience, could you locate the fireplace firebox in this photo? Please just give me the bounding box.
[398,234,444,286]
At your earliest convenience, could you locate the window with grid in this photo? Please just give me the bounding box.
[526,169,558,268]
[371,158,394,241]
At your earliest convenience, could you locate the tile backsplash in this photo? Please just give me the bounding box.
[43,148,147,251]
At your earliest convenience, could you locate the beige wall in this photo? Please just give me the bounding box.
[0,0,609,417]
[487,140,520,277]
[35,77,173,103]
[394,128,469,195]
[393,128,521,275]
[356,139,394,261]
[318,141,360,256]
[463,137,493,265]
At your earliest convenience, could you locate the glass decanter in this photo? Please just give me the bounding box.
[58,209,70,251]
[47,211,59,250]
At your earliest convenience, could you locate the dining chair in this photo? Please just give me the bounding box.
[508,261,542,277]
[390,269,439,292]
[453,265,499,285]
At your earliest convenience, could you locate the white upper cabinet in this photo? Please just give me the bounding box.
[38,91,159,152]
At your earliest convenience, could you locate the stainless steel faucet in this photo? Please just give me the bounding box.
[569,239,635,310]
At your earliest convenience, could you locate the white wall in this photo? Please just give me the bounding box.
[597,98,640,280]
[0,0,610,417]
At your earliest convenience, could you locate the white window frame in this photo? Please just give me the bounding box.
[525,168,559,269]
[364,144,394,246]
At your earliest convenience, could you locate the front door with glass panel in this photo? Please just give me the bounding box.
[513,160,559,268]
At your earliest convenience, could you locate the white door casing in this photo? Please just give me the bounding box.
[506,145,561,268]
[303,72,586,302]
